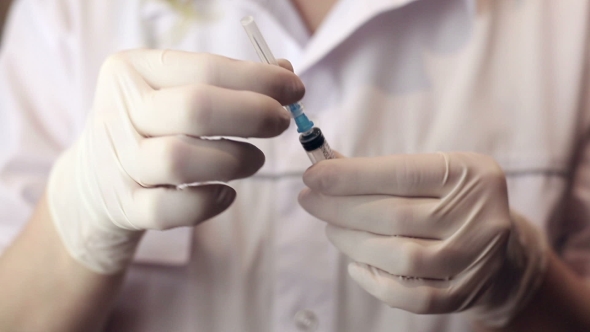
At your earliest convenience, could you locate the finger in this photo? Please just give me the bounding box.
[326,225,475,279]
[129,136,265,186]
[132,84,291,138]
[303,153,454,197]
[348,262,469,314]
[298,188,456,238]
[277,59,294,72]
[119,184,236,230]
[332,150,346,159]
[106,50,305,105]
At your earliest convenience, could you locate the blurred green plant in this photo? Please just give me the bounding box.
[159,0,217,45]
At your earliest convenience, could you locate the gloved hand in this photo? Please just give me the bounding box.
[298,152,547,327]
[47,49,303,274]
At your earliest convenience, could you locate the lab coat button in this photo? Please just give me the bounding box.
[293,309,318,331]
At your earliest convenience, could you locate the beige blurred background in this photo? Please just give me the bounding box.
[0,0,13,42]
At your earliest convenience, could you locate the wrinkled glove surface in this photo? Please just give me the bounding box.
[48,49,301,274]
[299,152,547,327]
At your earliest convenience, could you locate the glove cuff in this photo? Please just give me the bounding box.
[471,211,548,327]
[47,143,143,275]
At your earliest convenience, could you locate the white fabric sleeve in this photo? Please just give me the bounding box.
[0,0,78,254]
[0,0,194,267]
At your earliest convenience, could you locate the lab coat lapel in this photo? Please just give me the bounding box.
[297,0,422,74]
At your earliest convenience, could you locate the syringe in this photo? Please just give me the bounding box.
[240,16,334,164]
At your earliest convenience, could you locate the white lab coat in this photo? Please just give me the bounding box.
[2,0,590,331]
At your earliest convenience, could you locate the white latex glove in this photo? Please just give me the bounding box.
[298,152,547,327]
[48,49,303,274]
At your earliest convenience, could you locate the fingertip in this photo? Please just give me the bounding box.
[302,166,314,186]
[302,160,325,184]
[264,61,305,105]
[277,58,294,72]
[276,108,292,132]
[332,150,346,159]
[324,223,341,242]
[282,75,306,105]
[297,187,313,205]
[348,262,372,284]
[214,184,237,207]
[189,184,237,224]
[257,106,291,138]
[302,160,339,194]
[132,184,237,230]
[234,143,266,179]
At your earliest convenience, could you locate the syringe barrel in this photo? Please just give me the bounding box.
[299,127,335,164]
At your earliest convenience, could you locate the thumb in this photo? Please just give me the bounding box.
[331,149,346,159]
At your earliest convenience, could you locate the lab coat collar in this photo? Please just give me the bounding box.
[296,0,476,74]
[141,0,475,74]
[296,0,422,73]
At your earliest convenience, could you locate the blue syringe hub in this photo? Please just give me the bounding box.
[286,103,314,133]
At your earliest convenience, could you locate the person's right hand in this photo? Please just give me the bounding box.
[47,49,304,274]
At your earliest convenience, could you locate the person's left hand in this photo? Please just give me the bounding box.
[298,152,546,326]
